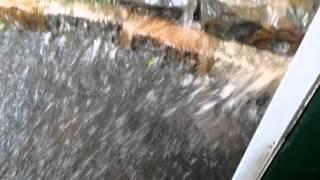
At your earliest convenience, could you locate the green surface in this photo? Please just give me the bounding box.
[263,87,320,180]
[147,56,156,66]
[0,21,5,31]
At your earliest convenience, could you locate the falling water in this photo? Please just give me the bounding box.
[1,0,314,179]
[180,0,197,27]
[0,14,280,179]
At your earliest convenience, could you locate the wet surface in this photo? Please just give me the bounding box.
[0,0,312,55]
[118,0,319,31]
[117,0,310,55]
[0,17,274,179]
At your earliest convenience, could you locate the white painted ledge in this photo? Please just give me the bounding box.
[232,9,320,180]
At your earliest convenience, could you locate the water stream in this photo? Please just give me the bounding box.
[0,0,315,179]
[0,15,276,179]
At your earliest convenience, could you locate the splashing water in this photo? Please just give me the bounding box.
[0,15,279,179]
[180,0,198,27]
